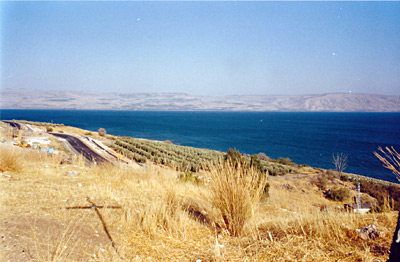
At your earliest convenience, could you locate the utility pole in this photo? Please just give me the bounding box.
[357,183,361,212]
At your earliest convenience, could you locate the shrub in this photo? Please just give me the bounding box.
[267,166,278,176]
[98,128,106,136]
[207,161,268,236]
[339,174,350,181]
[277,157,295,166]
[84,132,92,136]
[0,146,23,172]
[313,174,329,190]
[224,148,247,167]
[250,154,266,174]
[325,170,338,183]
[257,152,270,161]
[325,186,351,202]
[178,171,202,185]
[358,180,400,212]
[46,127,53,132]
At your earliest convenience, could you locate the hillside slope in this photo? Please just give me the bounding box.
[2,120,400,261]
[2,89,399,111]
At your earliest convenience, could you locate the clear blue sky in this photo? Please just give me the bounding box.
[1,1,400,96]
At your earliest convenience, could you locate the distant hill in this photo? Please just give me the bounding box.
[1,89,399,112]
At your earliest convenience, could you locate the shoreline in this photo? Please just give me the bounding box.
[2,119,398,187]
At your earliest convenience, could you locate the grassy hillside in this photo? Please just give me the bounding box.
[1,120,399,261]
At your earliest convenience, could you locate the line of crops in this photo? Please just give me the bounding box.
[111,137,224,172]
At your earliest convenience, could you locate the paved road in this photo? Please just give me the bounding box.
[50,133,108,164]
[2,120,22,130]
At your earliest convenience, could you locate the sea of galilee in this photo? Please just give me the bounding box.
[1,109,399,182]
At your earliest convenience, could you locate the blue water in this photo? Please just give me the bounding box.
[1,110,400,183]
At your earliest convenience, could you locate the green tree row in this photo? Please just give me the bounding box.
[112,137,224,171]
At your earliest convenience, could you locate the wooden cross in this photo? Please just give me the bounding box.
[65,197,122,258]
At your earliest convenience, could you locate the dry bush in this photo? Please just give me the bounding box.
[250,210,393,261]
[207,161,268,237]
[325,186,351,202]
[0,146,23,172]
[313,174,330,190]
[98,128,107,136]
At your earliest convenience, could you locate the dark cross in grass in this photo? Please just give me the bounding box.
[65,197,122,258]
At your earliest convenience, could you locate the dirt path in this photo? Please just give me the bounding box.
[0,164,117,261]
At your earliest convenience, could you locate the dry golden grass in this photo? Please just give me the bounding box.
[0,145,396,261]
[0,145,24,172]
[206,161,269,237]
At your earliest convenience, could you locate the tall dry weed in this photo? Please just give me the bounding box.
[0,146,23,172]
[375,146,400,182]
[207,161,268,236]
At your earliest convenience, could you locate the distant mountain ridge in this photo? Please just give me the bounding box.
[1,89,399,112]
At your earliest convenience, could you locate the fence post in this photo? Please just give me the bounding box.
[389,211,400,261]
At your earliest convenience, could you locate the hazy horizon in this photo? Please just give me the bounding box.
[3,87,399,97]
[2,1,400,96]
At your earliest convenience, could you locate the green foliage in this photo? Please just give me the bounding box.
[224,151,270,198]
[250,154,265,174]
[111,138,296,181]
[266,166,278,176]
[178,171,202,185]
[265,164,297,176]
[325,186,350,202]
[277,157,295,166]
[111,137,223,170]
[263,182,270,198]
[357,179,400,212]
[224,148,247,167]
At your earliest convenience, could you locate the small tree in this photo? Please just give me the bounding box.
[98,128,106,136]
[332,152,348,174]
